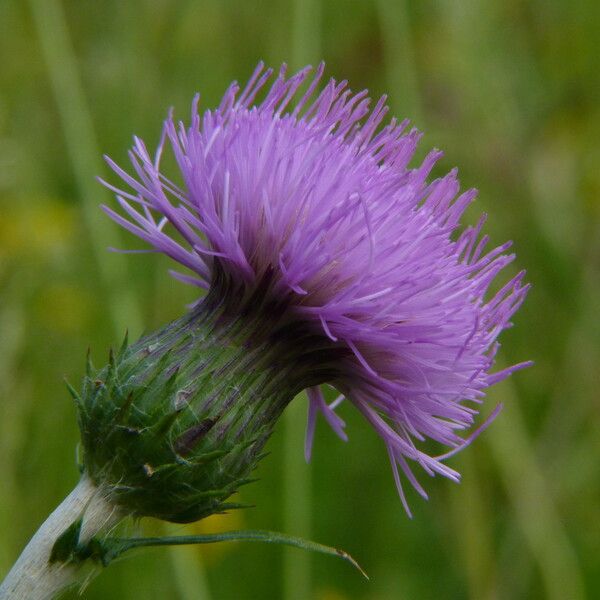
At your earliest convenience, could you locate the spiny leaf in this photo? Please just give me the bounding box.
[64,378,82,403]
[193,487,235,499]
[176,448,229,467]
[143,348,174,389]
[237,477,260,488]
[164,366,180,392]
[115,391,135,423]
[153,410,181,436]
[118,329,129,359]
[173,417,217,455]
[49,518,83,564]
[86,348,94,378]
[88,530,368,578]
[217,501,255,512]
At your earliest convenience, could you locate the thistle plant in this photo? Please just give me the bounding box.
[0,63,529,599]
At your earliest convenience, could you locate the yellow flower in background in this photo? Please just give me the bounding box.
[34,283,91,334]
[316,588,350,600]
[143,508,245,566]
[185,508,245,565]
[0,199,75,262]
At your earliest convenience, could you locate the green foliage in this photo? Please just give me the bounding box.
[51,525,366,578]
[49,517,84,564]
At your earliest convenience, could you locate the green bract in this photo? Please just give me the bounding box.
[71,270,344,523]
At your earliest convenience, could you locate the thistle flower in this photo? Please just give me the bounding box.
[94,62,530,519]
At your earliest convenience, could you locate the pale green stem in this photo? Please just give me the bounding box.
[0,477,122,600]
[25,4,175,598]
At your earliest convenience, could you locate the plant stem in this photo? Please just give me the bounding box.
[0,476,121,600]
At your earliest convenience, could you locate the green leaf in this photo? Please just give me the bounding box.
[49,518,83,564]
[90,529,368,578]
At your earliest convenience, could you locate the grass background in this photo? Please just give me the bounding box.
[1,1,599,598]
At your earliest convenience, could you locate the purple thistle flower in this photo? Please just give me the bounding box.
[101,62,530,515]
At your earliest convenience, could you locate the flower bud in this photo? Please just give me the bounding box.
[75,265,344,522]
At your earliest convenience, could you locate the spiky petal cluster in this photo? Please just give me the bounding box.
[101,63,530,514]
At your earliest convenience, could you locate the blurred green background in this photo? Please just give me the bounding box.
[1,1,599,598]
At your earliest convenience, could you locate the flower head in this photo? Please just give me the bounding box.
[100,62,530,515]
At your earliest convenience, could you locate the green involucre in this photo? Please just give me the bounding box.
[73,290,342,523]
